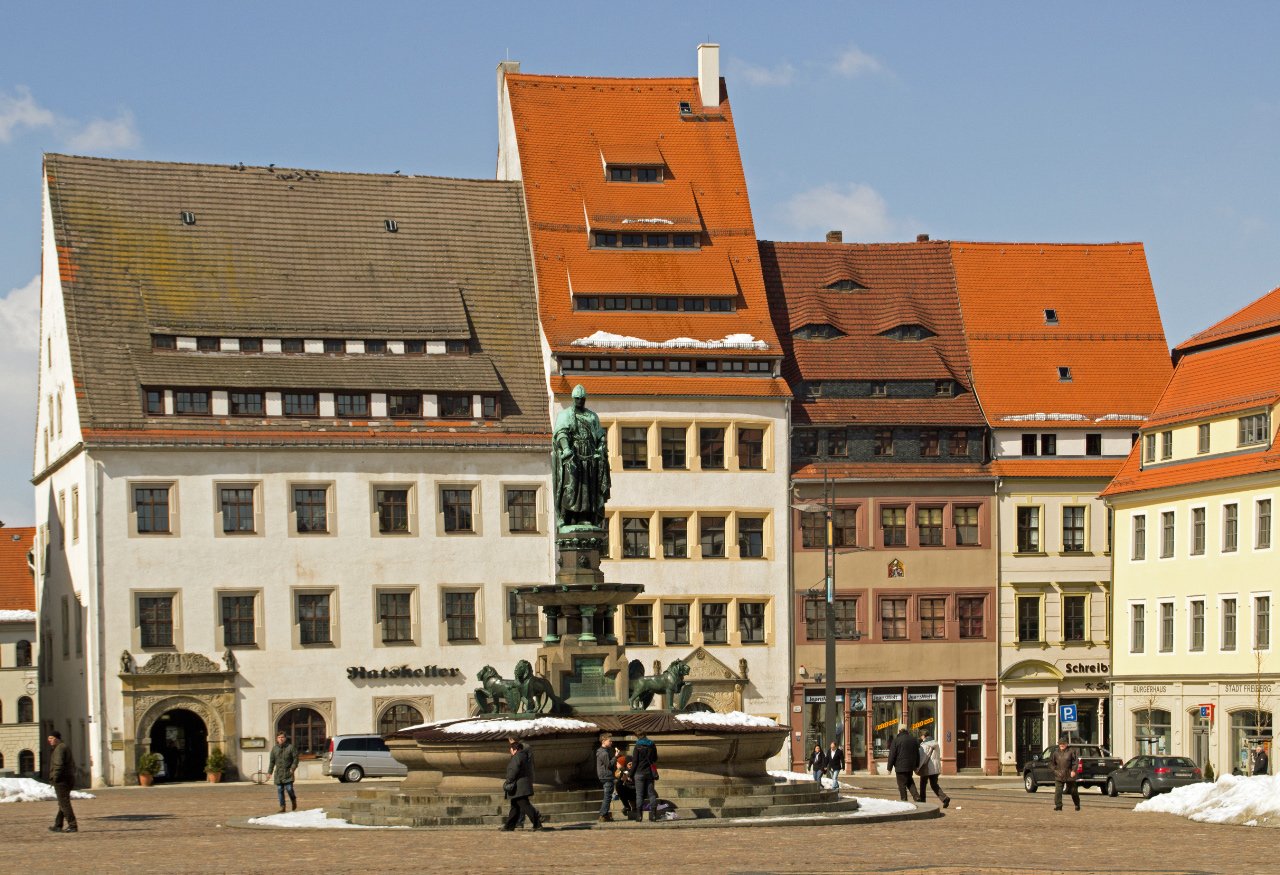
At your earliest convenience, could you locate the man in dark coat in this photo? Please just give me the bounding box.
[501,739,544,831]
[886,725,922,802]
[1252,745,1269,776]
[267,731,298,813]
[47,731,78,833]
[1048,734,1081,811]
[824,740,845,790]
[631,732,659,821]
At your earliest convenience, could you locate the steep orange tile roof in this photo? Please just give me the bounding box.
[1174,285,1280,360]
[950,242,1171,425]
[794,462,993,481]
[993,459,1125,479]
[1103,434,1280,497]
[505,73,781,371]
[759,240,984,426]
[550,375,791,399]
[0,527,35,612]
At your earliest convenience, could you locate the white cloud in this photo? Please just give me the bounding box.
[780,182,900,239]
[64,110,140,152]
[0,86,56,142]
[832,46,886,78]
[729,59,796,87]
[0,276,40,526]
[0,276,40,352]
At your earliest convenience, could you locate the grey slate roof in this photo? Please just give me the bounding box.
[45,154,550,444]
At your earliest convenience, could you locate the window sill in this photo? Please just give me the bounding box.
[446,638,481,645]
[1014,551,1047,557]
[1058,551,1095,557]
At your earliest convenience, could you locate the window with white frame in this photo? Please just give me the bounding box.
[1223,504,1238,552]
[1062,506,1086,553]
[1258,499,1272,550]
[1189,599,1205,652]
[1130,603,1145,653]
[1159,601,1174,652]
[1256,596,1271,650]
[1222,598,1237,651]
[1160,511,1175,558]
[1239,412,1270,446]
[1191,507,1206,556]
[1132,515,1146,560]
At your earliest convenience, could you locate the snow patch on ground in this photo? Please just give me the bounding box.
[853,797,919,815]
[767,769,861,791]
[0,777,94,803]
[570,331,768,350]
[247,808,407,829]
[675,711,777,728]
[1134,774,1280,826]
[440,716,598,735]
[0,609,36,622]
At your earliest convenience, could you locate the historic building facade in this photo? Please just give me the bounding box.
[1104,286,1280,776]
[497,46,794,728]
[763,237,999,775]
[949,242,1172,772]
[0,528,39,778]
[34,155,553,785]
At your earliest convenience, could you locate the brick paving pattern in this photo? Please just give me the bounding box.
[0,777,1272,874]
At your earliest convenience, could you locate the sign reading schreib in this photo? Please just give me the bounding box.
[347,665,460,680]
[1062,662,1109,675]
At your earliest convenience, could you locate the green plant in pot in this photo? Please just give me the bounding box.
[136,752,161,786]
[205,747,228,783]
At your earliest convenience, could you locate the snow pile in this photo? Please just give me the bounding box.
[570,331,769,351]
[1000,413,1087,422]
[853,797,919,815]
[1135,774,1280,826]
[0,609,36,623]
[0,778,95,804]
[1095,413,1148,422]
[675,711,777,728]
[440,717,598,735]
[247,808,406,829]
[621,218,674,225]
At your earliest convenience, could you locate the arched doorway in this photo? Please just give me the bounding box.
[149,708,208,782]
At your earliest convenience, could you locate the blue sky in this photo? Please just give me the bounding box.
[1,2,1278,526]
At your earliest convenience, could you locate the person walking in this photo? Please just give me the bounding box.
[46,731,78,833]
[596,733,617,822]
[501,739,544,831]
[809,743,825,785]
[267,731,298,813]
[825,740,844,791]
[1252,745,1269,776]
[886,724,922,802]
[632,732,659,822]
[916,728,950,808]
[1049,734,1081,811]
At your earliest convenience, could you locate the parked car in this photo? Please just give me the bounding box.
[1023,744,1122,792]
[1106,755,1203,798]
[324,735,408,782]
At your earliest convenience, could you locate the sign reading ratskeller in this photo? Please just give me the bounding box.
[347,664,461,681]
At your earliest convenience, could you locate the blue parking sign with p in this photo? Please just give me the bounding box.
[1060,704,1077,723]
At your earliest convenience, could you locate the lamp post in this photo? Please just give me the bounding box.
[794,473,840,748]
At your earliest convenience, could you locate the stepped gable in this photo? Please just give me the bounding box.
[949,241,1172,427]
[1103,286,1280,499]
[43,154,549,445]
[759,239,984,427]
[1173,285,1280,360]
[504,71,785,396]
[0,527,35,612]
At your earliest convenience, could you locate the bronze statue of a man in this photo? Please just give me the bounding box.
[553,385,610,533]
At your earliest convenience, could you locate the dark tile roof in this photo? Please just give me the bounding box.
[44,155,549,444]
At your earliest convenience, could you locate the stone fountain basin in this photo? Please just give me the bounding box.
[514,583,644,609]
[387,716,787,793]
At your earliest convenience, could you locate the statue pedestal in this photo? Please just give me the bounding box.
[537,638,632,714]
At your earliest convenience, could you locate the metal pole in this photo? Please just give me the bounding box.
[824,475,837,746]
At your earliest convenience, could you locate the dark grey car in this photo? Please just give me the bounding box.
[1106,755,1203,798]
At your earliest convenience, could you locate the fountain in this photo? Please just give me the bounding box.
[337,387,860,826]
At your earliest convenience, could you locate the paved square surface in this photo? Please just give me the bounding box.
[0,778,1272,874]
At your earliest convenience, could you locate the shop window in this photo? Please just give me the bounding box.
[378,703,423,734]
[1229,710,1273,775]
[1135,708,1172,756]
[277,706,327,757]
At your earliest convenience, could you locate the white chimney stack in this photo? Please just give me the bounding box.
[698,43,720,109]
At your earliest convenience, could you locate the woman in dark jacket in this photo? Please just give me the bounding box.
[809,743,825,784]
[501,739,544,831]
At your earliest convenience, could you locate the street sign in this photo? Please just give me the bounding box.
[1061,721,1079,733]
[1059,704,1077,723]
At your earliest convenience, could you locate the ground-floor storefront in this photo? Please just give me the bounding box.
[998,657,1113,772]
[1110,678,1275,778]
[789,680,999,775]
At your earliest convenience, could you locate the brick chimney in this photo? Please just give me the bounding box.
[916,233,930,242]
[698,43,720,108]
[826,230,843,243]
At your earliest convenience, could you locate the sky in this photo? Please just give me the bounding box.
[1,1,1278,526]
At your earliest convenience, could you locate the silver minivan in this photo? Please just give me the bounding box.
[325,734,409,782]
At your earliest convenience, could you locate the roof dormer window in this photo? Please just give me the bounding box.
[608,164,663,183]
[792,323,845,341]
[882,324,935,342]
[1044,308,1058,325]
[825,279,866,292]
[1058,366,1072,382]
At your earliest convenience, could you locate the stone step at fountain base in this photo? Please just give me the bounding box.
[336,781,860,828]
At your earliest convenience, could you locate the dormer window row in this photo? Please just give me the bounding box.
[791,323,845,341]
[607,165,663,183]
[881,324,936,342]
[573,295,734,313]
[152,335,469,356]
[825,279,867,292]
[142,388,500,420]
[559,357,772,375]
[592,232,699,250]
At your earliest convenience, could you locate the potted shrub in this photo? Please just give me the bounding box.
[136,752,161,787]
[205,747,228,783]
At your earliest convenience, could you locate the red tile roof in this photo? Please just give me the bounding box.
[550,375,791,399]
[993,459,1125,479]
[759,240,984,426]
[0,527,35,612]
[505,73,781,373]
[1174,285,1280,360]
[1102,435,1280,497]
[950,242,1171,425]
